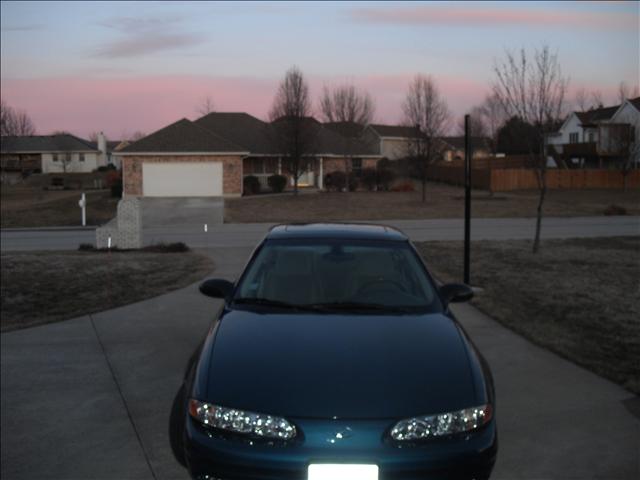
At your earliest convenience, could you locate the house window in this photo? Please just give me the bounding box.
[569,132,579,144]
[52,154,58,162]
[79,153,85,162]
[65,153,72,163]
[588,132,594,143]
[352,158,362,176]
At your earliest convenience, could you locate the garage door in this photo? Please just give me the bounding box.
[143,162,223,197]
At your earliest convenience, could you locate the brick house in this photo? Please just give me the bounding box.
[116,112,381,197]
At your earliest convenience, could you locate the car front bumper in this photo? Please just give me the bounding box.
[185,416,497,480]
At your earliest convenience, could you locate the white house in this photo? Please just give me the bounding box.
[546,97,639,168]
[0,133,108,173]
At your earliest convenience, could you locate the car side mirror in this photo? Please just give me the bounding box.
[199,279,234,300]
[439,283,474,306]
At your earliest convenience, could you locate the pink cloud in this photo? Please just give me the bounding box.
[351,5,636,30]
[1,73,622,139]
[2,73,490,137]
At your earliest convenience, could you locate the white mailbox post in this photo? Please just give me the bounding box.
[78,193,86,226]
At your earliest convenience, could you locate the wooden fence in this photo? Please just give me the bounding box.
[429,166,640,192]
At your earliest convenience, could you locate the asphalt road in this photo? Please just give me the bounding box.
[2,246,638,480]
[2,215,639,251]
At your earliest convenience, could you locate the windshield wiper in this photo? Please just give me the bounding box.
[233,297,325,312]
[309,302,413,313]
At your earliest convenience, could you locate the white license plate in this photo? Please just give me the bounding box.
[308,464,378,480]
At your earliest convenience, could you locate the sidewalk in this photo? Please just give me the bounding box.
[1,246,639,479]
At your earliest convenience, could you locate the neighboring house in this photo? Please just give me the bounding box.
[323,122,432,162]
[368,124,419,160]
[115,113,381,198]
[0,134,103,174]
[441,136,492,162]
[546,98,639,168]
[91,132,127,169]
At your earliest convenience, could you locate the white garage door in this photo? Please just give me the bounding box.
[143,162,223,197]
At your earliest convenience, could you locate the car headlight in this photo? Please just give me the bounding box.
[390,404,492,441]
[188,399,297,440]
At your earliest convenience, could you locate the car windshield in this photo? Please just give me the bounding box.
[234,239,441,313]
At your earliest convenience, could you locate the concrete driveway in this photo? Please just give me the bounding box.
[1,246,639,480]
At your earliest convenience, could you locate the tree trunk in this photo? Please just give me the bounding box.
[532,169,546,254]
[421,175,426,202]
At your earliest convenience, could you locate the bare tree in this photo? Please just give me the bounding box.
[478,93,505,155]
[591,90,604,109]
[618,82,640,104]
[131,131,146,141]
[269,66,316,194]
[319,84,375,125]
[196,96,216,116]
[403,74,450,202]
[0,100,36,136]
[493,45,569,253]
[319,84,375,187]
[621,132,639,191]
[574,87,590,111]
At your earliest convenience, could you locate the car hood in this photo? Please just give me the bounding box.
[204,309,477,419]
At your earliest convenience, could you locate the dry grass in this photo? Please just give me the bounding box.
[224,183,640,223]
[0,250,214,331]
[1,187,118,228]
[415,237,640,394]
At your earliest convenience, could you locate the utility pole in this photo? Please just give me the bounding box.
[464,114,471,285]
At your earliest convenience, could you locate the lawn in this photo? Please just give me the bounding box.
[224,183,640,223]
[0,186,118,228]
[0,249,214,331]
[415,237,640,394]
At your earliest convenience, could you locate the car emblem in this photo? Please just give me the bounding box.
[327,426,353,444]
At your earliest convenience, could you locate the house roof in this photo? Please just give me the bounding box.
[118,118,248,154]
[196,113,379,156]
[575,103,621,125]
[628,96,640,112]
[118,113,381,157]
[1,134,98,153]
[195,112,278,154]
[369,124,419,138]
[312,119,378,155]
[323,121,369,138]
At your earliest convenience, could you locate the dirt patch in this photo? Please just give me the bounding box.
[225,183,640,223]
[415,237,640,394]
[0,250,214,331]
[1,186,118,228]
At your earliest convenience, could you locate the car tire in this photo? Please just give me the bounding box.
[169,384,187,467]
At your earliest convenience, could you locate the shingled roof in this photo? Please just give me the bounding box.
[323,121,369,139]
[195,112,277,154]
[1,134,97,153]
[369,124,419,138]
[119,118,248,154]
[575,103,621,125]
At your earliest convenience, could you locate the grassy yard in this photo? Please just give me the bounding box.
[0,250,214,331]
[415,237,640,394]
[1,186,118,228]
[225,183,640,223]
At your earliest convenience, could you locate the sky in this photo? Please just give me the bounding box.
[1,0,638,139]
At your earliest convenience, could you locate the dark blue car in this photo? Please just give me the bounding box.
[170,223,497,480]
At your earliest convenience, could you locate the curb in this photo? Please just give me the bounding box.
[1,226,97,233]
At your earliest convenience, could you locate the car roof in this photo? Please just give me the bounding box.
[266,223,408,242]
